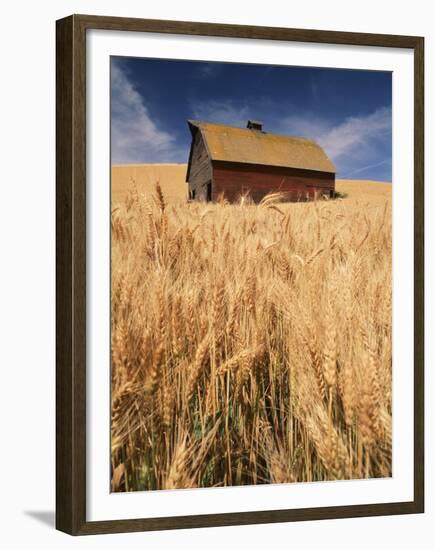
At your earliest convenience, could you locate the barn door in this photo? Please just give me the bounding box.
[206,181,212,202]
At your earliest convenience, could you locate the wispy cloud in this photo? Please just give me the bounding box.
[341,159,391,178]
[190,99,251,127]
[318,107,391,159]
[310,77,320,102]
[282,107,391,177]
[279,115,330,141]
[111,63,181,163]
[194,64,221,79]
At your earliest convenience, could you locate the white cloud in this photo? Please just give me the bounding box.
[111,63,180,163]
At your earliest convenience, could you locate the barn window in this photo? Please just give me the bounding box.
[206,181,212,202]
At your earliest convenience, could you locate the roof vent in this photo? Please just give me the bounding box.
[247,120,263,131]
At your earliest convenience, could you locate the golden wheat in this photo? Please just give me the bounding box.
[111,182,392,491]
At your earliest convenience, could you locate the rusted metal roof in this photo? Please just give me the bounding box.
[188,120,336,174]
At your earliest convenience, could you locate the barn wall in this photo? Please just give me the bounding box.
[187,130,213,200]
[212,162,335,203]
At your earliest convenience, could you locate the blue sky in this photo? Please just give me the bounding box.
[111,57,392,181]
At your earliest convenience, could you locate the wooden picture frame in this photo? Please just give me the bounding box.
[56,14,424,535]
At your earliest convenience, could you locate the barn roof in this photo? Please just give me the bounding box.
[188,120,336,174]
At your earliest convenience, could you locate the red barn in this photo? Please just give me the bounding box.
[186,119,336,203]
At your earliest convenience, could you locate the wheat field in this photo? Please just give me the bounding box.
[111,168,392,492]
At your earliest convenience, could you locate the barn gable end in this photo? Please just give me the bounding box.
[186,124,213,201]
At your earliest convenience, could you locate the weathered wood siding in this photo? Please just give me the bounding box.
[187,131,213,200]
[212,162,335,203]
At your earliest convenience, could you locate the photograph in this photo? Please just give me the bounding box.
[110,56,393,492]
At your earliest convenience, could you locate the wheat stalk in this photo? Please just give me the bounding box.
[111,178,392,490]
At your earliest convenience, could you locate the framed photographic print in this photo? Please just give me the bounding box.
[56,14,424,535]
